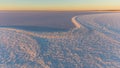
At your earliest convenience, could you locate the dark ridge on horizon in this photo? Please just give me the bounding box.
[0,10,120,12]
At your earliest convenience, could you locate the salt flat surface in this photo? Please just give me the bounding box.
[0,13,120,68]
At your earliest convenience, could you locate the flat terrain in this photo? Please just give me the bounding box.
[0,11,120,68]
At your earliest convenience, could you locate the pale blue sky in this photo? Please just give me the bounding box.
[0,0,120,10]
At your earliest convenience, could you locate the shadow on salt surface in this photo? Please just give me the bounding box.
[0,26,69,32]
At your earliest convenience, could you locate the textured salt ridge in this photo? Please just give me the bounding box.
[0,13,120,68]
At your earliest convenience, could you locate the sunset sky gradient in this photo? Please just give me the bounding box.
[0,0,120,10]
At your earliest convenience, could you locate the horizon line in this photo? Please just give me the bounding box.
[0,10,120,12]
[0,9,120,11]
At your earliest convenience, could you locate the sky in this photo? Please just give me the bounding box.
[0,0,120,10]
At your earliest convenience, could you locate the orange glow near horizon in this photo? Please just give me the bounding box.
[0,0,120,11]
[0,6,120,11]
[0,5,120,11]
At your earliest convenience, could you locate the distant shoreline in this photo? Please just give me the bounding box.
[0,10,120,12]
